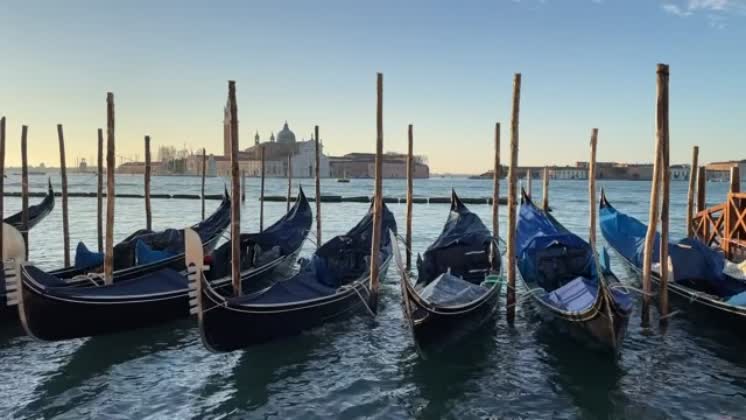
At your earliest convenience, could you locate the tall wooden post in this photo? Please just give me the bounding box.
[104,93,116,285]
[697,167,706,214]
[57,124,70,267]
[641,64,667,328]
[0,117,5,262]
[686,146,699,237]
[228,81,241,296]
[589,129,599,248]
[492,123,500,240]
[542,167,549,211]
[287,154,292,211]
[506,73,521,325]
[241,170,246,203]
[405,124,414,271]
[658,65,671,326]
[314,125,322,246]
[144,135,152,231]
[97,129,104,252]
[260,144,265,232]
[730,167,741,193]
[21,126,29,257]
[201,148,206,220]
[526,169,532,199]
[369,73,384,314]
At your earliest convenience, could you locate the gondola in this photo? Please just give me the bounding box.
[10,188,312,340]
[600,190,746,324]
[392,191,503,354]
[188,202,397,352]
[0,190,232,325]
[517,191,632,352]
[3,179,55,232]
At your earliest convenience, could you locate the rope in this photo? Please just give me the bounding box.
[338,284,376,318]
[658,309,682,321]
[608,283,657,297]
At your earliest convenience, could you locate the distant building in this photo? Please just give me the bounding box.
[329,153,429,179]
[706,160,745,182]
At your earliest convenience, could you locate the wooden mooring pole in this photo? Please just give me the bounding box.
[315,125,322,247]
[686,146,699,237]
[144,135,152,231]
[369,72,384,314]
[492,123,500,241]
[287,154,292,212]
[260,145,265,232]
[542,167,549,211]
[657,64,671,326]
[730,167,741,194]
[104,93,116,285]
[641,64,666,328]
[21,125,29,257]
[0,117,5,261]
[506,73,521,325]
[697,166,706,214]
[589,129,599,249]
[97,129,104,252]
[526,169,532,199]
[241,170,246,203]
[201,148,206,220]
[228,81,241,296]
[405,124,414,271]
[57,124,70,267]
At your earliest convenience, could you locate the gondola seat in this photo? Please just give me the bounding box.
[74,242,103,270]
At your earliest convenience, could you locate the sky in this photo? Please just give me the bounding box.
[1,0,745,174]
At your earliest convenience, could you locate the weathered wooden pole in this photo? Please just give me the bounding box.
[369,72,384,314]
[241,170,246,203]
[144,135,152,231]
[697,166,706,214]
[658,65,671,326]
[314,125,322,246]
[506,73,521,325]
[0,117,5,261]
[492,123,500,240]
[57,124,70,267]
[104,93,116,285]
[589,129,599,248]
[201,148,206,220]
[542,166,549,211]
[21,125,29,257]
[286,154,292,211]
[730,167,741,193]
[526,169,532,199]
[260,144,265,232]
[97,129,104,252]
[405,124,414,271]
[641,64,667,327]
[686,146,699,237]
[228,81,241,296]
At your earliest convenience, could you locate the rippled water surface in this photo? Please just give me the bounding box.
[1,174,745,419]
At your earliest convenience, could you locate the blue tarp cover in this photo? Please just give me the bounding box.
[136,240,175,265]
[74,242,104,270]
[418,272,488,306]
[600,201,746,298]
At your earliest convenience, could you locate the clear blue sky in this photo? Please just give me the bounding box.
[1,0,744,173]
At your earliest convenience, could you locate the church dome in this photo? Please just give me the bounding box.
[276,121,296,144]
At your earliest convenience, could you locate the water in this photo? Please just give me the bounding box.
[1,173,745,419]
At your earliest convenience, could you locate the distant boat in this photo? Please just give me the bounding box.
[337,169,351,183]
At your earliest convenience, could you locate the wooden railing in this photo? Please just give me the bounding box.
[693,192,746,261]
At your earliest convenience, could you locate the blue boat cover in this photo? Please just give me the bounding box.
[135,240,175,265]
[542,277,598,312]
[232,202,397,306]
[26,265,187,298]
[417,192,494,285]
[600,201,746,298]
[418,272,488,306]
[75,241,104,270]
[516,201,595,291]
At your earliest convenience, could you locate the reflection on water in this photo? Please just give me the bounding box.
[0,175,745,418]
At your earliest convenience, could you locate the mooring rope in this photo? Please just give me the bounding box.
[338,284,376,318]
[608,283,657,297]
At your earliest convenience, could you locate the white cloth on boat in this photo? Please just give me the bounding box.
[418,271,487,306]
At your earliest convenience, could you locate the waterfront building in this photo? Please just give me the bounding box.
[328,153,430,179]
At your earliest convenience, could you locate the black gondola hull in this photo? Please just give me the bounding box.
[199,261,389,353]
[407,285,501,353]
